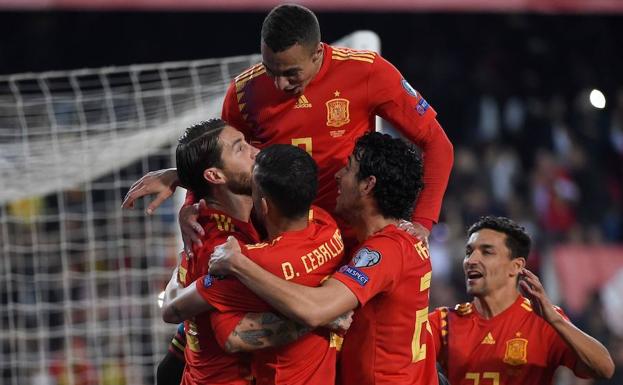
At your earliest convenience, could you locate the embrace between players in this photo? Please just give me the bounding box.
[122,4,614,385]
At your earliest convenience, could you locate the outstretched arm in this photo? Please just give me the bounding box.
[520,268,614,379]
[122,168,179,214]
[122,168,206,257]
[209,237,358,328]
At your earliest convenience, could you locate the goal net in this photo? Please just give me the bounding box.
[0,31,380,385]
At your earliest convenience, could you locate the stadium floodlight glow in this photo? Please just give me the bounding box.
[589,89,606,109]
[158,290,165,308]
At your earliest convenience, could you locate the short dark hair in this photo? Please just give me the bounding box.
[253,144,318,219]
[354,132,424,220]
[467,216,532,259]
[176,119,226,199]
[261,4,321,53]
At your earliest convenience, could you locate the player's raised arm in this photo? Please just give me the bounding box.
[520,268,615,379]
[368,54,454,233]
[122,167,179,213]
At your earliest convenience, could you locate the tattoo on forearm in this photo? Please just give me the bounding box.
[238,328,275,346]
[260,312,282,324]
[230,312,312,351]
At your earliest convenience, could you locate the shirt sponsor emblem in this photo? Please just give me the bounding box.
[326,96,350,127]
[503,336,528,365]
[203,274,213,288]
[401,78,418,97]
[481,332,496,345]
[416,98,430,116]
[294,95,312,109]
[352,247,382,268]
[339,265,369,286]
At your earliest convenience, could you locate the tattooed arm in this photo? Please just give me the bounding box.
[223,312,310,353]
[223,310,354,353]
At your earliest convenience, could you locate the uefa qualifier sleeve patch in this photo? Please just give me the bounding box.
[352,247,382,268]
[338,265,369,286]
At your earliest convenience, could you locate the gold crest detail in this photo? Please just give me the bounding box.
[326,98,350,127]
[503,337,528,366]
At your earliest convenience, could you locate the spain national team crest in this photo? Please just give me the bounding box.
[503,336,528,366]
[326,97,350,127]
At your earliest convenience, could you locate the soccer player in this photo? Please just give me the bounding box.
[208,132,438,385]
[168,119,261,385]
[163,144,349,385]
[122,3,453,250]
[428,216,615,384]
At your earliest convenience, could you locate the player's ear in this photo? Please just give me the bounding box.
[203,167,225,185]
[311,43,323,62]
[260,197,269,217]
[510,257,526,277]
[360,175,376,196]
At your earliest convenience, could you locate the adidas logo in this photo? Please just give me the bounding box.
[481,332,496,345]
[294,95,312,109]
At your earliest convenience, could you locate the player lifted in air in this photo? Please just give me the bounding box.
[123,3,453,250]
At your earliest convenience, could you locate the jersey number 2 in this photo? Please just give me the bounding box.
[411,271,432,362]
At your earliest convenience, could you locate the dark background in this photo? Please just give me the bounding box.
[1,12,622,145]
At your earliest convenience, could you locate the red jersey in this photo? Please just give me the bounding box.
[196,206,345,385]
[428,295,588,385]
[222,43,452,228]
[178,207,260,385]
[332,225,438,385]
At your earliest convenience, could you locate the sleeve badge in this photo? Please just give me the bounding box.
[401,78,418,98]
[352,247,382,268]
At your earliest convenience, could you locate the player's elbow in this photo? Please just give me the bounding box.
[162,306,183,324]
[595,357,615,379]
[297,308,333,329]
[300,315,323,329]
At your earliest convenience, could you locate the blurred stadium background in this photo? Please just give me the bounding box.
[0,1,622,384]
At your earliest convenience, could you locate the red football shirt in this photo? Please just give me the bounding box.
[428,295,588,385]
[222,43,452,229]
[196,206,346,385]
[332,225,438,385]
[178,207,260,385]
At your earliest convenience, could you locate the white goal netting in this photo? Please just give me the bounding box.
[0,31,379,385]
